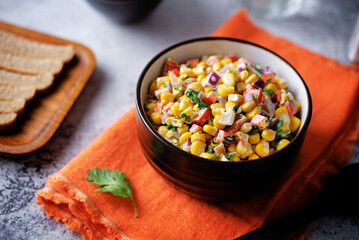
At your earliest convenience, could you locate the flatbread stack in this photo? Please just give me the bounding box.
[0,29,75,131]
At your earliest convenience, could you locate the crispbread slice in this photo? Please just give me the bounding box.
[0,69,54,91]
[0,84,36,101]
[0,112,17,132]
[0,99,25,113]
[0,29,75,62]
[0,50,63,75]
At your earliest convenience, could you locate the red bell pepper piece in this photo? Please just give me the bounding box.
[193,108,211,126]
[250,114,268,130]
[162,58,179,76]
[186,59,199,68]
[203,91,218,105]
[248,89,265,104]
[284,100,298,116]
[189,124,203,133]
[215,130,236,144]
[260,73,275,83]
[227,55,237,62]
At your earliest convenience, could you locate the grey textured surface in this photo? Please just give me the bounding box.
[0,0,358,239]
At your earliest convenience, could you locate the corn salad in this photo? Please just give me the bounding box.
[144,55,301,161]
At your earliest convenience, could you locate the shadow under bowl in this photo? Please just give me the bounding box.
[136,37,312,201]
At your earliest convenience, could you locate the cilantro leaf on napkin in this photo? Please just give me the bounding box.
[86,167,137,218]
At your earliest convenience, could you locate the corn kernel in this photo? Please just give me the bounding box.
[178,74,189,82]
[193,104,200,112]
[248,153,260,160]
[197,74,206,84]
[181,107,197,124]
[221,58,232,65]
[213,115,225,129]
[179,99,192,111]
[145,103,156,116]
[228,94,244,105]
[150,112,162,125]
[213,62,222,72]
[261,129,276,142]
[197,61,206,67]
[222,73,236,86]
[180,68,196,77]
[217,84,235,97]
[187,82,203,92]
[179,132,192,145]
[236,82,246,93]
[276,139,290,151]
[264,83,277,96]
[172,88,183,99]
[149,80,157,94]
[156,76,169,88]
[193,66,205,75]
[289,115,301,132]
[165,130,175,139]
[239,70,249,82]
[160,92,175,105]
[228,143,237,152]
[191,132,206,143]
[232,156,241,162]
[211,103,225,116]
[171,102,180,117]
[240,122,252,133]
[246,105,262,120]
[249,133,260,144]
[278,123,290,133]
[274,77,287,89]
[199,152,217,160]
[294,99,301,112]
[240,100,256,113]
[274,107,290,126]
[245,73,259,85]
[225,101,237,113]
[177,124,189,135]
[157,126,168,138]
[237,141,253,159]
[204,87,213,94]
[203,124,218,136]
[255,139,270,157]
[165,117,184,128]
[191,140,206,156]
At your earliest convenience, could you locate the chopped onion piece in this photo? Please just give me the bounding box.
[262,96,275,118]
[243,92,254,102]
[218,64,230,76]
[202,72,220,88]
[218,112,236,126]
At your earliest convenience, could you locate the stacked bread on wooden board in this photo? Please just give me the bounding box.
[0,29,75,131]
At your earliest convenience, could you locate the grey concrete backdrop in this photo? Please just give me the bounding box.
[0,0,358,239]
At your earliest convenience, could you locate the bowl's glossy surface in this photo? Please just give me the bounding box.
[86,0,162,23]
[135,37,312,201]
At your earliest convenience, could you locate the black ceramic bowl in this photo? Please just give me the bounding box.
[135,37,312,201]
[86,0,162,23]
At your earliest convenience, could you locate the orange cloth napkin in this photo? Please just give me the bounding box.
[37,9,359,240]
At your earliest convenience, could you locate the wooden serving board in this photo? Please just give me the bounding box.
[0,21,96,156]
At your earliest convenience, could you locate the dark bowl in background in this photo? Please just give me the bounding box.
[135,37,312,201]
[86,0,162,23]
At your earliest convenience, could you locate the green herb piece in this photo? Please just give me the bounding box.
[262,89,274,96]
[268,116,273,126]
[275,118,284,130]
[174,86,183,91]
[144,106,150,112]
[275,129,290,140]
[173,141,179,145]
[86,167,137,218]
[150,119,156,127]
[255,73,261,78]
[248,126,260,134]
[233,104,239,112]
[284,87,288,93]
[266,78,272,83]
[254,64,262,72]
[245,66,250,72]
[223,135,237,144]
[252,94,258,99]
[208,143,219,152]
[209,115,214,124]
[224,151,239,161]
[167,122,176,131]
[184,89,210,109]
[180,112,191,123]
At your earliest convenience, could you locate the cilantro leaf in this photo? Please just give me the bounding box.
[184,89,210,109]
[167,122,176,131]
[254,63,262,73]
[224,151,239,161]
[174,86,183,91]
[223,135,237,144]
[262,89,274,96]
[180,112,191,123]
[208,143,219,152]
[275,118,284,130]
[86,167,137,218]
[252,94,258,100]
[232,104,239,112]
[248,126,259,134]
[275,129,290,140]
